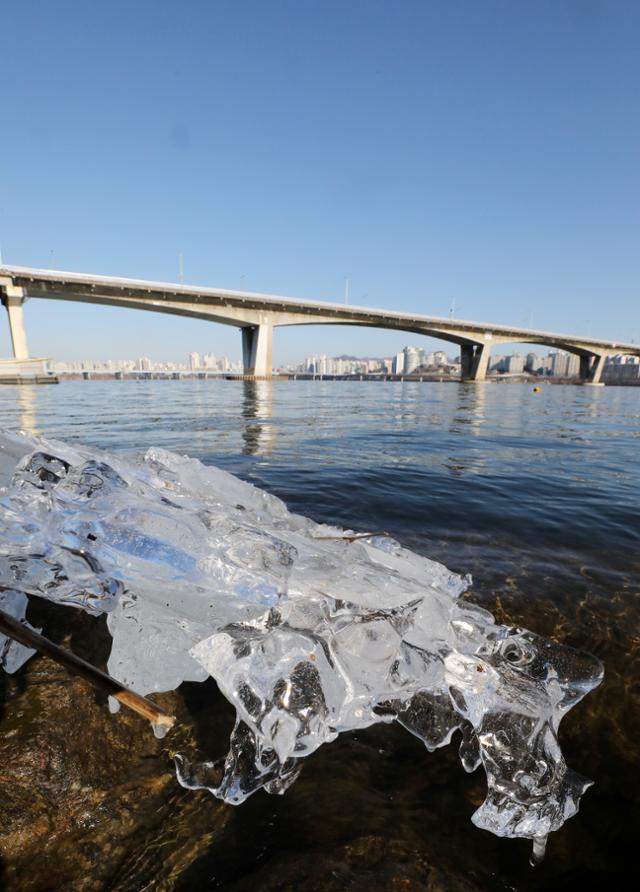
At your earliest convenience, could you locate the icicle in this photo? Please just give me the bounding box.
[530,834,548,867]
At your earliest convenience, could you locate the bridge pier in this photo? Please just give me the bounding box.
[460,342,491,381]
[579,352,607,385]
[1,286,29,359]
[241,323,272,377]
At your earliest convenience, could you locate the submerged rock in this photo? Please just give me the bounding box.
[0,607,205,892]
[0,430,603,861]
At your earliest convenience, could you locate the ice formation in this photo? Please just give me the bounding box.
[0,430,603,861]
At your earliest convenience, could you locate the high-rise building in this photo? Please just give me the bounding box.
[566,353,579,377]
[403,346,420,374]
[551,352,569,377]
[189,352,201,371]
[203,352,217,369]
[505,353,524,374]
[538,354,552,374]
[433,350,447,367]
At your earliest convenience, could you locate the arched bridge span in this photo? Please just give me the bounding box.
[1,266,638,383]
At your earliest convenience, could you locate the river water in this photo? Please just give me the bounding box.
[0,379,638,891]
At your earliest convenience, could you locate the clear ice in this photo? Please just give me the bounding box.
[0,430,603,858]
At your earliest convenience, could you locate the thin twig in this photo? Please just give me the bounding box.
[313,531,389,542]
[0,608,176,731]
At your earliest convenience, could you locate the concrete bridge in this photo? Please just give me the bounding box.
[1,265,638,383]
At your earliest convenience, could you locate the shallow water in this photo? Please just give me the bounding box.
[0,379,638,890]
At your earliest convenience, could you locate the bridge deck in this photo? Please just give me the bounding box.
[1,264,637,356]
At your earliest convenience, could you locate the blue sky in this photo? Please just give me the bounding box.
[1,0,639,364]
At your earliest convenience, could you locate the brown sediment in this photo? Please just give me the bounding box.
[0,608,175,731]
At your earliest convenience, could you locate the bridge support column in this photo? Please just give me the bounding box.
[241,323,272,377]
[461,342,491,381]
[1,287,29,360]
[580,353,606,385]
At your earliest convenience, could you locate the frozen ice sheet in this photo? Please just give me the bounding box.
[0,430,603,860]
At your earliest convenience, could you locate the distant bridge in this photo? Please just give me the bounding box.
[1,265,638,382]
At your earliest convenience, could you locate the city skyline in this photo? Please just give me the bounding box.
[47,345,640,383]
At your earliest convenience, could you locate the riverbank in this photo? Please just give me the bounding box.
[13,370,638,385]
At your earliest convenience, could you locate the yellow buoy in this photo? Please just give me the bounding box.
[533,386,541,393]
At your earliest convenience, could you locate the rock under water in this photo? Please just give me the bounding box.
[0,430,604,861]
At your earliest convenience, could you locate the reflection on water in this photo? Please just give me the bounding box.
[241,379,275,455]
[16,385,38,432]
[0,379,638,891]
[450,381,488,433]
